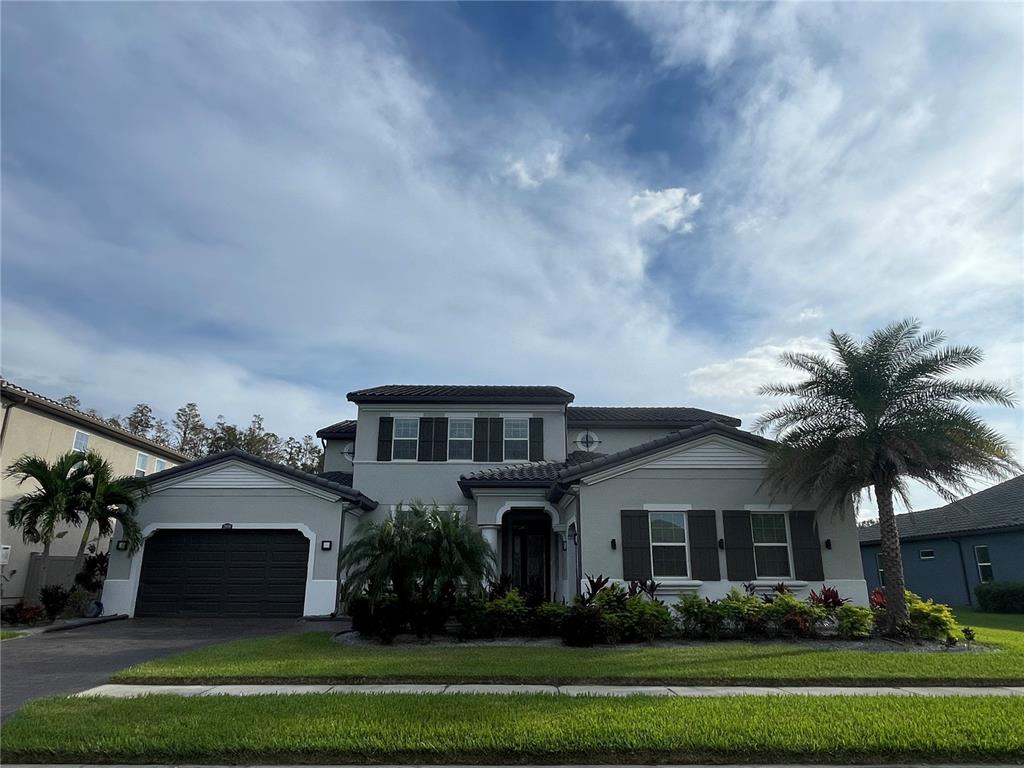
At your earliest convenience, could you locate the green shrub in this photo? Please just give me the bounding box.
[453,596,491,639]
[719,588,766,636]
[594,583,629,613]
[485,589,529,637]
[39,584,71,621]
[975,582,1024,614]
[762,593,826,638]
[906,591,959,642]
[836,604,874,639]
[621,595,674,642]
[673,594,727,639]
[561,602,604,647]
[530,602,568,637]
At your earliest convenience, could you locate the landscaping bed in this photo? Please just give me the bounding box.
[3,693,1022,764]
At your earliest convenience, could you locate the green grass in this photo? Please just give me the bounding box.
[3,693,1022,764]
[114,610,1024,686]
[0,630,26,641]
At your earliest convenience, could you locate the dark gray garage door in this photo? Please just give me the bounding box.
[135,529,310,617]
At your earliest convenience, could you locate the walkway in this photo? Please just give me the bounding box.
[76,682,1024,697]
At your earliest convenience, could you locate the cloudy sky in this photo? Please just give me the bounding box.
[2,2,1021,516]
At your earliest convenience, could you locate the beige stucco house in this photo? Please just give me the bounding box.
[1,379,185,604]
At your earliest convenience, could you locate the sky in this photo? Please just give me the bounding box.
[2,2,1022,517]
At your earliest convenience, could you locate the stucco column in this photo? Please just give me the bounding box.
[480,524,500,557]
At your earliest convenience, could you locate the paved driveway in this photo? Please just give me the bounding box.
[1,618,337,721]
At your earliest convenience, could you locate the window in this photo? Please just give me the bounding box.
[73,430,89,452]
[751,512,791,578]
[392,418,419,460]
[649,512,688,577]
[503,418,529,461]
[134,453,149,477]
[975,545,994,583]
[875,553,886,587]
[448,418,473,460]
[154,458,168,473]
[919,549,935,560]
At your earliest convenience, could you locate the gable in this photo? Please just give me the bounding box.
[150,460,341,500]
[582,434,767,484]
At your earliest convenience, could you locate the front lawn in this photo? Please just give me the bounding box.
[0,630,26,641]
[3,693,1021,764]
[113,609,1024,686]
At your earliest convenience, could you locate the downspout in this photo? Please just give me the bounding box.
[951,536,972,607]
[335,501,352,617]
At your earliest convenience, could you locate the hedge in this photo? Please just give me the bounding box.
[975,582,1024,614]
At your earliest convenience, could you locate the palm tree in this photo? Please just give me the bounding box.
[756,319,1017,629]
[70,451,148,576]
[422,506,496,605]
[5,452,86,598]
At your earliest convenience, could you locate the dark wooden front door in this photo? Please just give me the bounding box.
[502,511,551,602]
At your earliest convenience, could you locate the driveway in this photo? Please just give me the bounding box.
[1,618,339,721]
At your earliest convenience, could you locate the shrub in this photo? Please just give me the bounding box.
[579,574,610,606]
[62,588,92,618]
[762,593,826,638]
[453,596,492,640]
[594,582,628,613]
[346,593,407,643]
[673,594,727,639]
[485,589,529,637]
[561,602,604,647]
[530,602,568,637]
[1,602,46,626]
[719,588,766,636]
[74,549,109,594]
[905,591,959,642]
[39,584,71,621]
[869,588,887,609]
[836,604,874,639]
[808,585,850,614]
[621,595,673,642]
[975,582,1024,614]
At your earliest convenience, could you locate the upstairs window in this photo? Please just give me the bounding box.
[135,453,149,477]
[392,418,419,460]
[649,511,688,577]
[975,545,994,583]
[751,512,791,578]
[448,418,473,460]
[154,458,168,473]
[503,418,529,461]
[73,430,89,452]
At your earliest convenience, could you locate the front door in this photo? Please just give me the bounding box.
[502,511,551,602]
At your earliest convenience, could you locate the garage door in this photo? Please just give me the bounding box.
[135,529,310,617]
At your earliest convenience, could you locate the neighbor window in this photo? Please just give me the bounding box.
[975,545,994,583]
[876,553,886,587]
[919,549,935,560]
[154,458,168,473]
[73,430,89,452]
[448,418,473,460]
[649,511,688,577]
[134,453,149,477]
[392,418,419,460]
[503,418,529,461]
[751,512,791,578]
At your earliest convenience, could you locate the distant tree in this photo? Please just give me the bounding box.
[207,414,282,461]
[125,403,155,438]
[283,435,323,474]
[172,403,208,458]
[58,395,81,409]
[84,408,103,420]
[106,414,124,429]
[150,419,173,448]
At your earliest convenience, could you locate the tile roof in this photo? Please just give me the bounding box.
[347,385,575,405]
[858,474,1024,543]
[1,378,188,462]
[315,419,357,439]
[146,448,377,510]
[459,450,607,486]
[318,470,354,487]
[568,405,741,428]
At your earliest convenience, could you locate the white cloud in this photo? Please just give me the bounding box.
[797,307,824,322]
[503,146,563,189]
[630,187,703,234]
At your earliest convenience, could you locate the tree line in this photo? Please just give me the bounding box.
[57,395,323,474]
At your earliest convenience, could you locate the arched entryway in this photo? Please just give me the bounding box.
[501,510,552,602]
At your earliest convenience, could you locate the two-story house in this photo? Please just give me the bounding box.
[102,384,868,618]
[1,379,186,604]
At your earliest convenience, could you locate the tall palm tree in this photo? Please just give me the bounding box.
[5,451,86,597]
[756,319,1017,629]
[422,506,496,604]
[70,451,148,576]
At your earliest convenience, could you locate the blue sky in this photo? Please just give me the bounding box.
[2,2,1022,515]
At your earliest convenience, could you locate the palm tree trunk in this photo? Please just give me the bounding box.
[36,539,52,603]
[875,481,909,629]
[72,518,95,580]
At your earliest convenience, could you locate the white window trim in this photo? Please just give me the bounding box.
[919,549,935,560]
[502,417,530,462]
[750,511,795,580]
[391,417,420,462]
[72,429,90,452]
[447,417,474,462]
[648,510,692,580]
[974,545,993,583]
[134,452,150,477]
[154,458,168,473]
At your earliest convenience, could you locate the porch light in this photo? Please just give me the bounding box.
[824,538,832,550]
[115,540,128,551]
[610,538,617,550]
[321,540,333,551]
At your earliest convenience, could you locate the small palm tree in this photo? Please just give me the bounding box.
[422,506,496,605]
[756,319,1017,629]
[70,451,148,576]
[5,452,86,598]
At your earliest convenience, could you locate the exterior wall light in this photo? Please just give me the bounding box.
[321,540,333,551]
[221,523,233,530]
[824,538,832,550]
[115,540,128,551]
[610,538,617,550]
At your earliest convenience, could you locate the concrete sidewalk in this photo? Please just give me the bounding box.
[76,682,1024,698]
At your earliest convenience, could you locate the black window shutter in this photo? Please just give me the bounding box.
[488,417,503,462]
[790,510,824,581]
[688,510,721,580]
[417,418,433,462]
[723,510,756,581]
[473,418,489,462]
[432,417,448,462]
[376,417,394,462]
[620,510,652,581]
[528,417,544,462]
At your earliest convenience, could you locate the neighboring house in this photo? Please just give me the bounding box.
[1,379,186,605]
[103,384,868,618]
[859,475,1024,606]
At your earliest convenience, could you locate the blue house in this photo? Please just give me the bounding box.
[859,475,1024,606]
